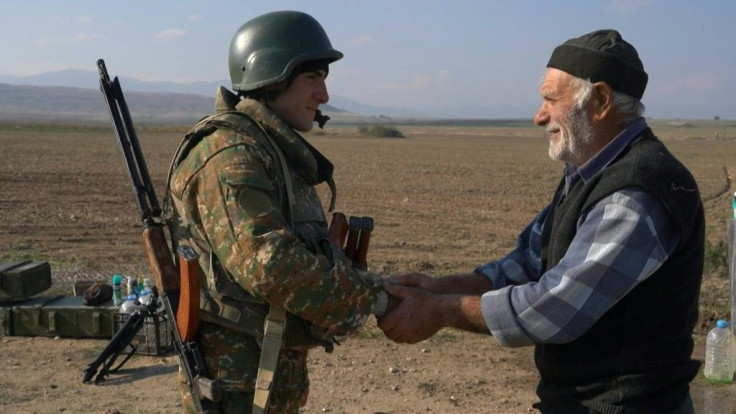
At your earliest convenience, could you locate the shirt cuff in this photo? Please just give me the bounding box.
[372,290,389,317]
[481,287,535,348]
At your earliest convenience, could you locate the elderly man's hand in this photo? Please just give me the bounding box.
[388,272,442,293]
[378,283,449,344]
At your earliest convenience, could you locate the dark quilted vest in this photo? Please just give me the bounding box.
[535,129,704,414]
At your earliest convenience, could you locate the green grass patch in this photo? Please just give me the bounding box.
[357,124,405,138]
[704,239,729,278]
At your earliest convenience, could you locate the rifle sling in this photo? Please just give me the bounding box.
[252,306,287,414]
[250,116,295,414]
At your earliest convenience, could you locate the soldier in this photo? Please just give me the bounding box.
[167,10,391,413]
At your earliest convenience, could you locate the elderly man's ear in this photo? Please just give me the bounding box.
[591,82,614,121]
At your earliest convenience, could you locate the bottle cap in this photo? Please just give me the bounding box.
[112,274,122,284]
[716,319,730,329]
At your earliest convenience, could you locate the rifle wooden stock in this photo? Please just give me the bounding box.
[142,223,178,292]
[176,245,201,342]
[328,212,349,247]
[141,225,201,342]
[331,214,375,270]
[344,216,362,259]
[354,217,374,270]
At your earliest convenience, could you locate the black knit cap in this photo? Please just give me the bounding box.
[547,29,648,100]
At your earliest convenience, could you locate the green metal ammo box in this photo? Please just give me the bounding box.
[0,304,11,335]
[12,295,118,338]
[0,261,52,301]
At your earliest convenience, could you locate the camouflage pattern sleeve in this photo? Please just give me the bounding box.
[186,131,382,334]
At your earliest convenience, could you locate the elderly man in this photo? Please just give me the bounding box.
[379,29,703,414]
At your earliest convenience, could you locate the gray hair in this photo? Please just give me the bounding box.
[569,76,645,123]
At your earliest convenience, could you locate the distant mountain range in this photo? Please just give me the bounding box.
[0,82,214,123]
[0,70,348,123]
[0,69,733,121]
[0,69,533,122]
[0,69,222,97]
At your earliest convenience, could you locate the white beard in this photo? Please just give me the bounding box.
[547,106,595,166]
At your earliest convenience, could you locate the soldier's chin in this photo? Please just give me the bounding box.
[286,118,313,132]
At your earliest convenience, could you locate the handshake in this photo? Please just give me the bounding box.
[376,272,493,344]
[329,212,490,345]
[377,272,457,344]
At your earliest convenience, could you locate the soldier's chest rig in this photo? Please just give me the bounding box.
[169,109,340,351]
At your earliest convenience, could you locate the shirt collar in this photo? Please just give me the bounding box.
[568,117,648,183]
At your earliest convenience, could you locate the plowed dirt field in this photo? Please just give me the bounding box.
[2,121,735,413]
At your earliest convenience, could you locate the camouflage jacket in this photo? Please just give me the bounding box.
[168,87,383,338]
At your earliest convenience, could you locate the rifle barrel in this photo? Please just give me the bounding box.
[97,58,161,221]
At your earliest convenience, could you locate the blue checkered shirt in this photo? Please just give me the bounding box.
[476,118,680,347]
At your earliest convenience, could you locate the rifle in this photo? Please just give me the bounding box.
[83,59,221,413]
[82,297,159,383]
[329,212,374,271]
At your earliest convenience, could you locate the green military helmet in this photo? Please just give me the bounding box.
[229,10,343,92]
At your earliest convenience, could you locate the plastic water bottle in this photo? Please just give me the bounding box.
[704,319,735,383]
[119,294,141,313]
[112,274,123,306]
[142,277,154,292]
[127,275,138,297]
[138,285,153,305]
[731,191,736,219]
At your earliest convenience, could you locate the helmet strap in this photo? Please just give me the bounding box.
[314,110,330,129]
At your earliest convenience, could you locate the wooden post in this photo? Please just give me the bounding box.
[729,220,736,329]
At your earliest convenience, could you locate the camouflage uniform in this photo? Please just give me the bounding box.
[169,87,384,413]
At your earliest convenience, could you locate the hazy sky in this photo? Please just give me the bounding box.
[1,0,734,118]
